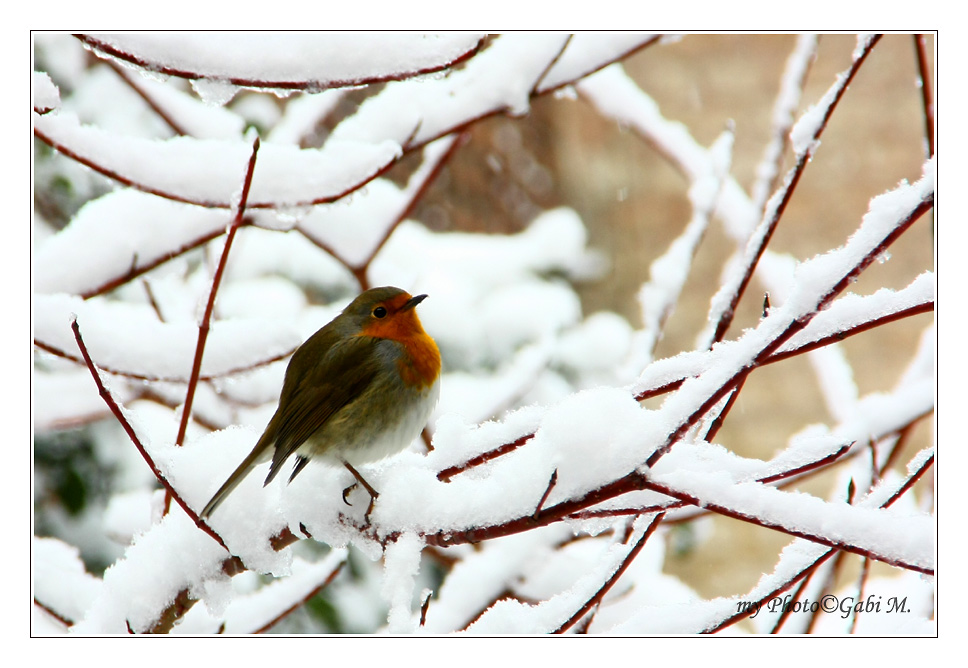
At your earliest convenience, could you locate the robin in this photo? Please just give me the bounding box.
[200,286,441,519]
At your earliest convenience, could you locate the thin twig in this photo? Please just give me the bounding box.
[33,598,74,628]
[702,376,745,442]
[70,317,227,551]
[705,444,935,633]
[34,337,295,384]
[708,34,882,346]
[252,560,346,634]
[708,551,836,634]
[882,452,933,509]
[554,513,664,634]
[435,293,930,486]
[641,479,929,575]
[913,34,935,158]
[646,190,932,469]
[104,58,190,136]
[81,224,243,299]
[533,470,558,519]
[769,564,819,633]
[173,137,260,450]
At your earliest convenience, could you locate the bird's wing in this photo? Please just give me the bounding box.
[264,335,383,484]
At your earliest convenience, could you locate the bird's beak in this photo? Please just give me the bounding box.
[402,294,428,311]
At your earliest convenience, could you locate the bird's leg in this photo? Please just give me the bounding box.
[342,461,380,520]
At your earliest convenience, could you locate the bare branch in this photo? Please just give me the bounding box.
[70,317,227,551]
[174,136,260,450]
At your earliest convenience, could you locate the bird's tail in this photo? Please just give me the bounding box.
[199,436,272,519]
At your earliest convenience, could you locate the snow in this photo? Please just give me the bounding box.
[465,514,660,634]
[382,532,424,633]
[331,34,571,147]
[34,189,235,296]
[33,537,103,627]
[178,550,347,634]
[32,71,60,112]
[421,524,572,633]
[651,465,932,572]
[33,109,402,207]
[34,293,302,382]
[779,271,934,354]
[751,34,817,209]
[69,508,230,633]
[82,34,485,90]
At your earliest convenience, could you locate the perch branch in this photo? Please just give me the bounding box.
[434,294,932,484]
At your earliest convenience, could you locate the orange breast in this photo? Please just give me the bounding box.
[359,302,441,389]
[396,331,441,389]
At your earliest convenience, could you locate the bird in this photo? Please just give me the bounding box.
[200,286,441,520]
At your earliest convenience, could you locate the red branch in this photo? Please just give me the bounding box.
[252,560,346,634]
[34,334,294,384]
[645,192,933,469]
[438,433,534,482]
[81,224,243,299]
[703,445,935,633]
[913,34,935,158]
[709,34,882,346]
[70,318,227,550]
[642,479,930,575]
[883,452,933,509]
[76,33,485,92]
[33,597,73,628]
[37,38,660,211]
[554,513,665,633]
[435,293,932,485]
[104,58,191,136]
[173,137,260,451]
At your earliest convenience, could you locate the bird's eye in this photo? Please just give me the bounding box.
[373,306,388,319]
